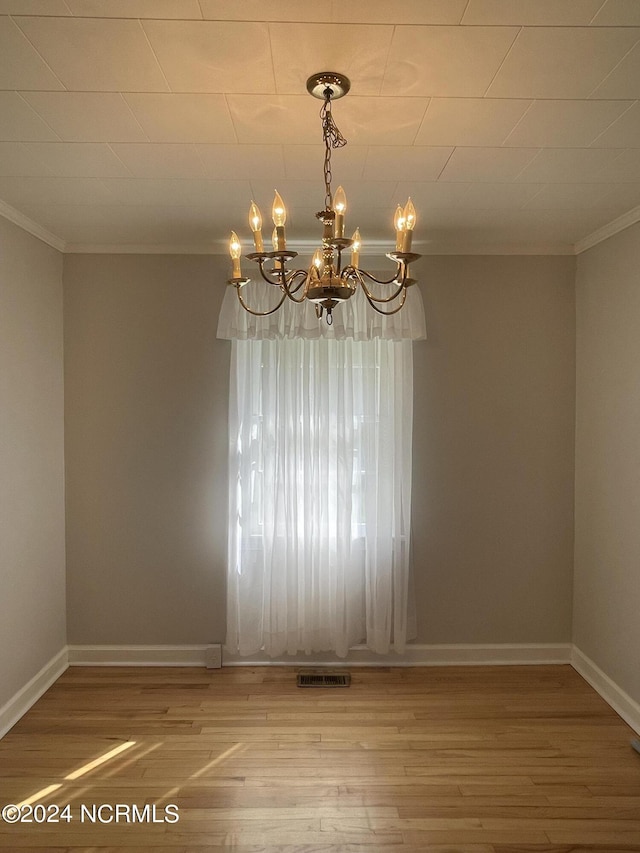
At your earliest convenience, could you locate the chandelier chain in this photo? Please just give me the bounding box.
[320,90,347,210]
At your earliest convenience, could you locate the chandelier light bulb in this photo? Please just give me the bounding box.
[229,231,241,259]
[272,191,286,226]
[333,185,347,238]
[351,228,361,269]
[272,190,287,250]
[402,197,416,252]
[229,231,242,277]
[248,201,264,252]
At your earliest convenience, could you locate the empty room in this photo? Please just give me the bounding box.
[1,1,640,850]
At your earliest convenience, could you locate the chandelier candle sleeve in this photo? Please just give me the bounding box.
[272,227,283,270]
[394,205,406,251]
[333,186,347,238]
[351,228,361,268]
[229,231,242,278]
[249,201,264,252]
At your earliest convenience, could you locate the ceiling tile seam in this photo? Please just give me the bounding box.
[9,15,68,92]
[359,147,373,182]
[378,23,397,97]
[104,143,135,178]
[265,23,280,95]
[408,98,432,146]
[597,145,633,177]
[3,13,71,19]
[14,90,63,141]
[139,19,173,94]
[192,143,212,179]
[481,25,522,98]
[118,92,151,143]
[519,183,549,210]
[329,0,338,31]
[588,99,638,146]
[510,148,544,182]
[499,99,536,147]
[433,147,458,183]
[589,0,611,26]
[94,177,125,205]
[223,94,240,145]
[445,181,475,207]
[458,0,472,26]
[586,33,640,98]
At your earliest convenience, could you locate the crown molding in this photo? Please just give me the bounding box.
[574,204,640,255]
[64,241,575,256]
[64,243,220,255]
[0,200,66,253]
[418,243,575,256]
[3,202,636,258]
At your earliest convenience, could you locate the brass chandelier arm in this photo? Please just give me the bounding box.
[282,269,310,303]
[348,267,408,304]
[235,284,288,317]
[350,266,404,287]
[362,282,409,316]
[254,259,289,287]
[253,258,307,297]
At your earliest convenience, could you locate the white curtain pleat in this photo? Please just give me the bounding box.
[225,336,416,658]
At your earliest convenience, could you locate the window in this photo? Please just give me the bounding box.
[225,335,415,658]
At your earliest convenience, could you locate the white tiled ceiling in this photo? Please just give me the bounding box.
[0,0,639,255]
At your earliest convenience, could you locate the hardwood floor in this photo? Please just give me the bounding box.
[0,664,639,851]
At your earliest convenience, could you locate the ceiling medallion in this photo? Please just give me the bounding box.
[228,72,420,324]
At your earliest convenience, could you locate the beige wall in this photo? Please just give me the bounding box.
[64,252,576,646]
[0,217,66,709]
[412,255,576,642]
[63,254,229,643]
[574,222,640,704]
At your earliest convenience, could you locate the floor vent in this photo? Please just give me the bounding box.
[297,671,351,688]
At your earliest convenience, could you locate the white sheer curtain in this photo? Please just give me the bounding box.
[219,285,425,658]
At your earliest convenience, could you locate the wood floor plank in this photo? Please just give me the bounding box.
[0,664,639,850]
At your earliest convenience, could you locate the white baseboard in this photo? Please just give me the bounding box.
[571,646,640,735]
[0,647,68,739]
[67,642,571,668]
[67,644,221,667]
[223,642,573,667]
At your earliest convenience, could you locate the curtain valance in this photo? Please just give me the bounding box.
[217,278,426,341]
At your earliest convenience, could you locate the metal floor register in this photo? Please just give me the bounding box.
[297,671,351,687]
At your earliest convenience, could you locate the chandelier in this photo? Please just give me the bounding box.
[227,72,421,325]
